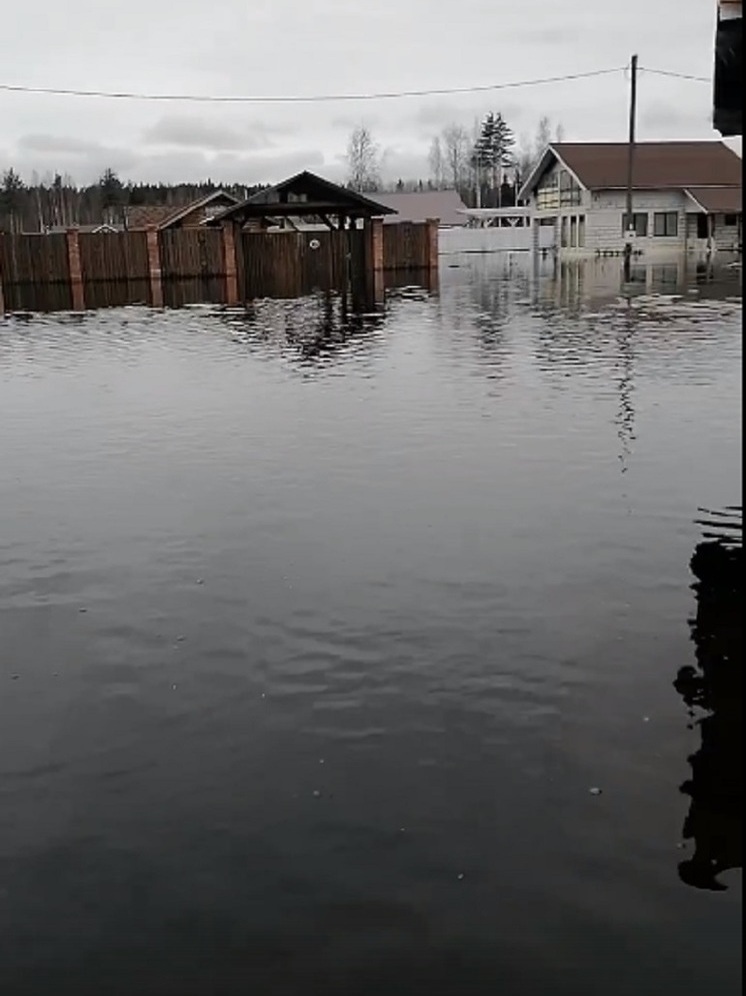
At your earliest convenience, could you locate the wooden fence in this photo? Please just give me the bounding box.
[0,220,438,314]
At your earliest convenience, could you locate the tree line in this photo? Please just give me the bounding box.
[346,114,564,207]
[0,167,262,233]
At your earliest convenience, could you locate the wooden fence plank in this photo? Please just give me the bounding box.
[0,223,435,312]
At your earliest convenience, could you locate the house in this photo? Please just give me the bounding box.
[44,223,121,234]
[369,190,468,227]
[519,141,742,255]
[208,171,396,230]
[123,189,240,231]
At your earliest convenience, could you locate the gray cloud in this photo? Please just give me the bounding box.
[0,0,729,187]
[142,115,286,151]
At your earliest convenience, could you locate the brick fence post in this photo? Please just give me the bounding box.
[66,228,86,311]
[146,226,164,308]
[366,216,385,303]
[222,223,239,305]
[425,217,439,270]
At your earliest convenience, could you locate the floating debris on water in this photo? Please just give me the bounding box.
[196,578,204,585]
[589,787,603,796]
[457,873,465,881]
[312,790,321,798]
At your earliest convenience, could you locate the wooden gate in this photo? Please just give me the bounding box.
[240,229,366,300]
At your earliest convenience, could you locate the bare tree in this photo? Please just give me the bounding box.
[346,125,381,192]
[535,116,553,158]
[514,116,567,194]
[441,124,469,192]
[428,136,444,189]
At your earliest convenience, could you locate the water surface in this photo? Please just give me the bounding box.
[1,255,741,995]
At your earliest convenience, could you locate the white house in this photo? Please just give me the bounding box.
[519,141,742,256]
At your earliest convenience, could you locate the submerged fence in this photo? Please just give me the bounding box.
[0,220,438,313]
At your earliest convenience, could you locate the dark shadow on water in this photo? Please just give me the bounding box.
[674,506,742,891]
[218,285,388,368]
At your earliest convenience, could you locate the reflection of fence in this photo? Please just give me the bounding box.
[0,221,437,313]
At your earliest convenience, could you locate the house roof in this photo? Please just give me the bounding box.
[210,171,396,225]
[45,223,121,234]
[124,189,239,230]
[124,205,178,230]
[520,141,743,198]
[370,190,468,225]
[685,185,743,213]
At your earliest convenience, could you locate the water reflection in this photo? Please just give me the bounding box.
[534,254,742,310]
[675,507,742,891]
[218,287,387,367]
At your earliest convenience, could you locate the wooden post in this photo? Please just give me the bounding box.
[368,217,384,303]
[425,218,439,270]
[222,223,239,305]
[623,53,638,283]
[66,228,85,311]
[146,226,164,308]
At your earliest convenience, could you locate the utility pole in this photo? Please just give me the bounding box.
[623,54,638,282]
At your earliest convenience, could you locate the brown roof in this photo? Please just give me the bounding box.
[124,190,240,230]
[210,171,396,226]
[685,185,743,213]
[124,205,177,230]
[371,190,468,225]
[552,141,742,190]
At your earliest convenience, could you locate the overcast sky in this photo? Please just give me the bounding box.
[0,0,739,186]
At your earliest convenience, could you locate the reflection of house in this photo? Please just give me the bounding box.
[519,142,742,255]
[370,190,468,227]
[123,189,240,231]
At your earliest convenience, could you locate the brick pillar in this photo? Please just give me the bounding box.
[425,218,440,294]
[425,217,439,270]
[146,226,164,308]
[369,216,384,273]
[66,228,85,311]
[222,223,239,305]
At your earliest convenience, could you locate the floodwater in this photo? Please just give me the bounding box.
[0,255,742,996]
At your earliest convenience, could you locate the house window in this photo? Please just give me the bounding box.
[578,215,586,247]
[653,211,678,237]
[559,170,582,207]
[570,215,577,247]
[621,212,648,237]
[537,174,559,211]
[724,214,738,226]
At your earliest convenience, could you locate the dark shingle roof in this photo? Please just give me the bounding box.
[553,141,742,190]
[685,185,743,213]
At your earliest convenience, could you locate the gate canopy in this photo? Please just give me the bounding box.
[208,171,396,229]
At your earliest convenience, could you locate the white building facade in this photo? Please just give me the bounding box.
[520,142,742,257]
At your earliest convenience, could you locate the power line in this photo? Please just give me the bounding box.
[639,66,711,83]
[0,67,626,104]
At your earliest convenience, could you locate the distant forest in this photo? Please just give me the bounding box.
[0,168,264,233]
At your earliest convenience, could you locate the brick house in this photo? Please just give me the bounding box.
[124,189,239,231]
[519,141,742,256]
